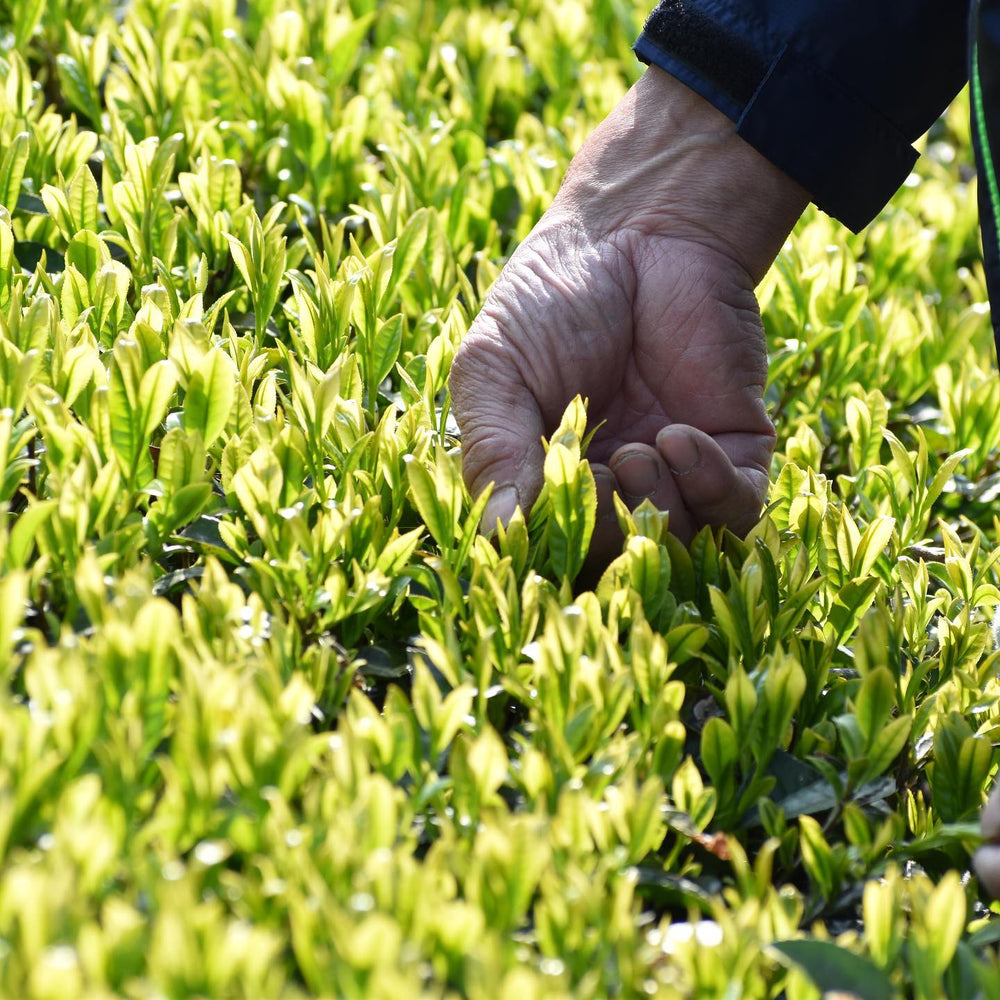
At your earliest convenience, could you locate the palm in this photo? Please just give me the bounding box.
[451,212,775,553]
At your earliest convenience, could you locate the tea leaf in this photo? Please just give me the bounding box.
[184,349,237,447]
[771,939,894,1000]
[0,133,30,213]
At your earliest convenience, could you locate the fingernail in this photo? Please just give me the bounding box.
[611,451,660,499]
[975,845,1000,897]
[983,787,1000,840]
[658,428,700,475]
[481,485,520,533]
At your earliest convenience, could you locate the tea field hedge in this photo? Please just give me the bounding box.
[2,0,1000,997]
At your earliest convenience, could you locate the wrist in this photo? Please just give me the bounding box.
[555,66,808,283]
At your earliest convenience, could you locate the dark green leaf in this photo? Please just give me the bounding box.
[771,939,894,1000]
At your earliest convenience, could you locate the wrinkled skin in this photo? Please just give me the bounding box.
[450,215,775,564]
[450,66,806,565]
[450,64,1000,902]
[977,785,1000,896]
[450,65,1000,899]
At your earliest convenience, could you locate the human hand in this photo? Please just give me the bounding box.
[450,67,808,565]
[976,785,1000,897]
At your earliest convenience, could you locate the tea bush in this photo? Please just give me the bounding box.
[1,0,999,997]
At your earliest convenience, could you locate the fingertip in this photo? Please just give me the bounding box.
[480,484,522,535]
[608,442,695,542]
[983,785,1000,841]
[454,393,546,536]
[656,424,702,477]
[609,444,664,503]
[654,424,764,537]
[655,426,724,482]
[975,844,1000,898]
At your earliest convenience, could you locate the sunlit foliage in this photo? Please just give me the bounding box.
[0,0,999,996]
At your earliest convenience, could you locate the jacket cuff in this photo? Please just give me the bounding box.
[634,32,918,232]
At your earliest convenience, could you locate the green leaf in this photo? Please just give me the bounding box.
[68,165,101,235]
[151,482,213,537]
[379,208,428,310]
[663,623,708,664]
[406,455,458,553]
[56,53,102,124]
[624,535,670,614]
[1,133,30,214]
[921,872,967,975]
[231,445,283,517]
[771,939,894,1000]
[829,577,882,640]
[855,667,895,744]
[929,714,992,823]
[628,777,666,859]
[61,263,91,324]
[372,314,404,388]
[139,360,178,443]
[93,260,132,331]
[884,430,916,494]
[725,666,758,745]
[864,714,911,781]
[12,0,45,48]
[8,499,57,567]
[788,481,826,555]
[184,349,237,447]
[466,727,508,801]
[224,232,253,289]
[108,345,144,473]
[0,571,27,681]
[701,717,737,790]
[66,228,108,283]
[759,654,805,754]
[767,462,808,532]
[798,815,839,899]
[852,515,895,578]
[15,193,47,216]
[926,448,972,510]
[862,875,903,968]
[543,432,597,582]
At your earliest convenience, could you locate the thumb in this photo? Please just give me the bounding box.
[655,424,772,537]
[449,336,547,531]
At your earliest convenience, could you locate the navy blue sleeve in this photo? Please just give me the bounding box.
[635,2,968,231]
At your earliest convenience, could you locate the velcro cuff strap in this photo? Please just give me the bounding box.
[634,32,745,121]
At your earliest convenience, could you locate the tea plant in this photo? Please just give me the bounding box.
[1,0,1000,997]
